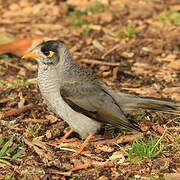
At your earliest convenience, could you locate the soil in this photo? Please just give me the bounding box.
[0,0,179,179]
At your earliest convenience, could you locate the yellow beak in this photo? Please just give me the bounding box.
[22,52,41,59]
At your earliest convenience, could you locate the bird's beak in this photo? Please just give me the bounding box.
[22,52,42,59]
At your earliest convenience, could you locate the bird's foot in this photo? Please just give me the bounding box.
[72,135,93,156]
[48,129,76,144]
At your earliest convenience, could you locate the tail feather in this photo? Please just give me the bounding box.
[136,100,180,115]
[116,92,180,115]
[103,86,180,115]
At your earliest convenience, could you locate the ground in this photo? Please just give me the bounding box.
[0,0,180,179]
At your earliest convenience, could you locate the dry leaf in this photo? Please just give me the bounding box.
[132,62,155,75]
[95,144,114,152]
[45,114,59,123]
[0,36,50,57]
[109,151,125,164]
[166,60,180,70]
[164,173,180,180]
[67,0,90,8]
[163,87,180,101]
[0,31,16,45]
[156,54,177,62]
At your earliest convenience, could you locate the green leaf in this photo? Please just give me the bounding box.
[11,149,25,160]
[0,137,13,157]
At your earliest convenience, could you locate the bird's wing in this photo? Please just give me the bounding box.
[60,81,139,131]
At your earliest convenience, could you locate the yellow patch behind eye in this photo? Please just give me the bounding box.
[47,51,55,57]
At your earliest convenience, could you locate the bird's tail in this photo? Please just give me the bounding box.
[105,87,180,115]
[117,92,180,115]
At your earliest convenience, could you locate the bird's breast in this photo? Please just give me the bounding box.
[37,66,60,95]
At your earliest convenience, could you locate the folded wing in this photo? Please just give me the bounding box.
[60,82,139,132]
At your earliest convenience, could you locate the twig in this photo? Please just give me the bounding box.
[54,134,142,151]
[59,147,76,152]
[93,134,143,146]
[46,169,71,176]
[153,125,173,141]
[20,118,49,124]
[92,160,115,168]
[101,45,119,58]
[69,162,92,172]
[79,59,121,66]
[0,97,12,104]
[24,138,54,161]
[24,137,34,148]
[0,104,35,119]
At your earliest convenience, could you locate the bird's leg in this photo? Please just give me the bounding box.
[48,129,76,144]
[72,134,94,156]
[59,129,75,143]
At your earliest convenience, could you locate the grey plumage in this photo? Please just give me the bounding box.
[22,40,180,138]
[106,89,180,114]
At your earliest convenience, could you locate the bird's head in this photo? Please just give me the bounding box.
[22,40,71,66]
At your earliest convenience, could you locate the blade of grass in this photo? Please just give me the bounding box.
[11,149,25,160]
[0,158,9,163]
[0,136,4,146]
[150,128,167,156]
[0,137,13,157]
[0,156,12,160]
[6,144,19,154]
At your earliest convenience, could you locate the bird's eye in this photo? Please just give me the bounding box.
[43,51,55,57]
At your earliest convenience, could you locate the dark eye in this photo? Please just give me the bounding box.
[42,50,55,57]
[43,51,49,56]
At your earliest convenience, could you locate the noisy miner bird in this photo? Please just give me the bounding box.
[22,40,180,155]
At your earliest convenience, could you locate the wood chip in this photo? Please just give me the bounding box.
[0,104,35,119]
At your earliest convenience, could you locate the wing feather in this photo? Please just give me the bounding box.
[60,82,140,132]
